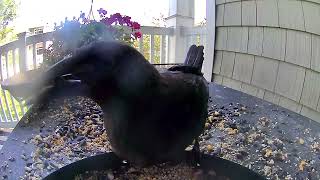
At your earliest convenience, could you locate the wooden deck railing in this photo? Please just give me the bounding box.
[0,25,206,128]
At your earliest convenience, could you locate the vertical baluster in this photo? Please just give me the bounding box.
[0,54,13,122]
[0,94,3,122]
[42,41,46,66]
[191,35,197,46]
[202,34,207,54]
[0,105,3,122]
[0,97,5,123]
[5,52,19,121]
[187,35,191,47]
[200,34,205,46]
[160,35,166,64]
[166,36,170,64]
[0,55,7,122]
[32,43,37,69]
[12,49,25,118]
[139,35,144,54]
[18,32,27,72]
[150,35,155,63]
[12,49,17,75]
[0,54,3,122]
[186,36,191,53]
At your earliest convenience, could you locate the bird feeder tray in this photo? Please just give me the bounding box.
[44,151,265,180]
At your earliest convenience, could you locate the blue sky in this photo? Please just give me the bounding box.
[14,0,205,32]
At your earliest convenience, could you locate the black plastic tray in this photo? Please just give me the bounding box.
[44,151,266,180]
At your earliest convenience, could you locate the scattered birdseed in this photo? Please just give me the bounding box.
[8,96,319,180]
[206,144,214,152]
[201,102,320,180]
[75,163,231,180]
[298,138,305,145]
[21,97,112,179]
[299,160,307,171]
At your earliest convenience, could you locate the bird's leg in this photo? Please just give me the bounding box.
[191,137,201,167]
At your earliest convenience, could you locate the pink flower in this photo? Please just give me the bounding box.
[132,22,140,30]
[134,31,142,38]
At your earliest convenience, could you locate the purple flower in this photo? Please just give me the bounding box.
[107,13,123,25]
[123,16,132,26]
[100,18,109,25]
[79,11,86,19]
[113,13,122,19]
[108,16,117,25]
[97,8,108,15]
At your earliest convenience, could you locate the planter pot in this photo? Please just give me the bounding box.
[44,151,265,180]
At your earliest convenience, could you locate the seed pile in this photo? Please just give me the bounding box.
[199,100,320,180]
[2,95,318,180]
[75,163,230,180]
[21,97,112,179]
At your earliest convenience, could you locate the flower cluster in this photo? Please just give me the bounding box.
[99,9,141,39]
[43,8,142,68]
[79,8,142,40]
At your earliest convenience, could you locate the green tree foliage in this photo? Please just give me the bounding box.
[132,14,166,64]
[0,0,18,45]
[133,35,161,64]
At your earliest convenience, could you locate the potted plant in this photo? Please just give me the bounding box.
[1,8,142,101]
[43,8,142,68]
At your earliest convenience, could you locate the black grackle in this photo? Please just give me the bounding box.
[8,41,209,166]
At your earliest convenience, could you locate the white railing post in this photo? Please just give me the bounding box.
[165,0,194,64]
[203,0,216,81]
[17,32,27,72]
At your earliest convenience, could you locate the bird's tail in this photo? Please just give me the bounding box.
[184,45,204,71]
[168,45,205,75]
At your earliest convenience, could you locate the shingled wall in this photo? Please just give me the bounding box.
[212,0,320,122]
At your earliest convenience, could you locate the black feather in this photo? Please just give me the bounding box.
[14,41,209,166]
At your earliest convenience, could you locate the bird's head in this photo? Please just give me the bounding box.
[7,41,136,106]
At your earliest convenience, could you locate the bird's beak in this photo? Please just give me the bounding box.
[3,44,95,105]
[24,76,89,105]
[22,46,93,105]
